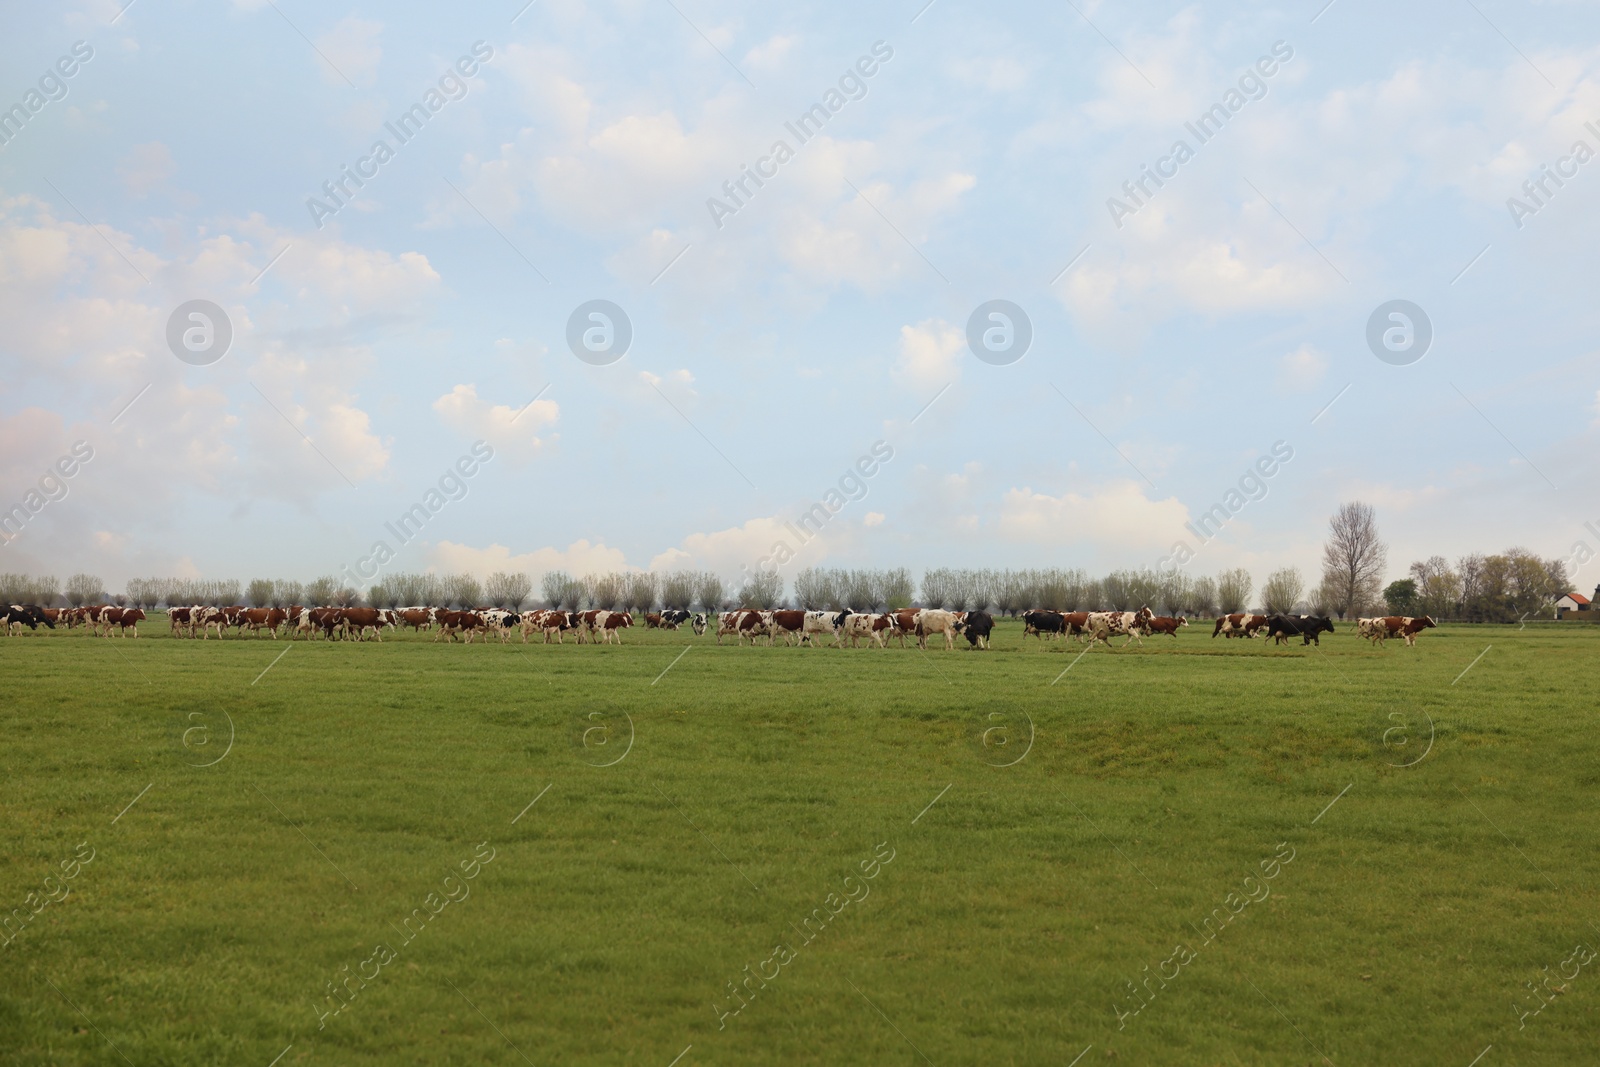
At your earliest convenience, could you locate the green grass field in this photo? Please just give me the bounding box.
[3,616,1597,1065]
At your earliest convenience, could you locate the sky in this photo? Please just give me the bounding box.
[2,0,1598,597]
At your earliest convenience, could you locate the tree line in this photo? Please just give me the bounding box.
[1,501,1579,622]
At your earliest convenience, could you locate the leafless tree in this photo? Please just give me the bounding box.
[624,572,657,612]
[659,570,697,609]
[695,572,725,612]
[1320,502,1386,619]
[587,572,625,610]
[1188,575,1218,616]
[331,585,361,607]
[880,568,914,610]
[447,573,483,609]
[306,576,338,606]
[485,571,533,609]
[541,570,572,609]
[273,579,304,608]
[1261,567,1305,613]
[66,573,104,607]
[1216,568,1252,613]
[247,579,276,608]
[737,569,783,608]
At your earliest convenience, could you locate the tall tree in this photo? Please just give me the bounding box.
[1320,502,1386,619]
[1216,568,1253,613]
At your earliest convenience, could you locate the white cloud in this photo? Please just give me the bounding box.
[894,319,964,391]
[1278,344,1326,392]
[743,34,797,71]
[433,384,558,460]
[864,511,885,527]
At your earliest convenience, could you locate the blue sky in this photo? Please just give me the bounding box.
[2,0,1597,595]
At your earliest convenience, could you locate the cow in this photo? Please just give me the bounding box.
[536,610,577,644]
[886,609,920,649]
[660,608,693,630]
[644,612,665,629]
[690,613,708,637]
[1378,615,1437,646]
[395,607,435,633]
[1086,608,1154,648]
[1213,614,1268,639]
[1356,617,1386,646]
[765,609,807,647]
[595,611,632,644]
[914,609,961,651]
[1022,609,1067,643]
[1265,614,1335,646]
[1145,616,1188,638]
[237,607,286,637]
[840,612,892,648]
[4,604,54,635]
[960,610,994,649]
[434,610,486,643]
[115,608,147,637]
[802,610,847,647]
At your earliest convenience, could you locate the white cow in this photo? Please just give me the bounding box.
[914,609,961,651]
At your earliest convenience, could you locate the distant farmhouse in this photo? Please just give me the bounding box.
[1555,589,1596,617]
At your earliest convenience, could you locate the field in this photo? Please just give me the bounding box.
[3,616,1597,1065]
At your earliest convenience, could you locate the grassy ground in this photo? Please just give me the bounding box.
[2,616,1597,1065]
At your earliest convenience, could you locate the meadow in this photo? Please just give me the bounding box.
[2,617,1597,1065]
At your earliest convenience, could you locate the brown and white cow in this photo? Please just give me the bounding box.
[764,609,807,647]
[840,612,891,648]
[1378,615,1437,647]
[1146,615,1188,638]
[1213,613,1268,639]
[595,610,633,644]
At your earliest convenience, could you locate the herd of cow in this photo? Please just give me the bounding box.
[1,602,1442,650]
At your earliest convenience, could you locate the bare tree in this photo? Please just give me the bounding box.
[695,572,725,612]
[485,571,532,609]
[1408,556,1460,620]
[588,572,625,610]
[332,585,361,607]
[737,569,783,608]
[880,568,914,610]
[1188,575,1218,616]
[659,571,697,609]
[541,570,572,609]
[273,579,304,608]
[66,573,104,607]
[447,573,483,609]
[306,576,338,606]
[1320,502,1386,619]
[1261,567,1305,613]
[247,579,275,608]
[624,572,657,613]
[1216,568,1252,613]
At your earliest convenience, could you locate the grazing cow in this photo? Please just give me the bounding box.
[840,612,891,648]
[1146,616,1188,638]
[1265,614,1335,646]
[914,609,961,651]
[1378,615,1437,647]
[691,613,708,637]
[1022,609,1067,643]
[960,610,995,649]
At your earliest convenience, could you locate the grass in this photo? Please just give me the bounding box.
[2,616,1598,1065]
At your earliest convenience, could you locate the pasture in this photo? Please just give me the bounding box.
[2,618,1597,1065]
